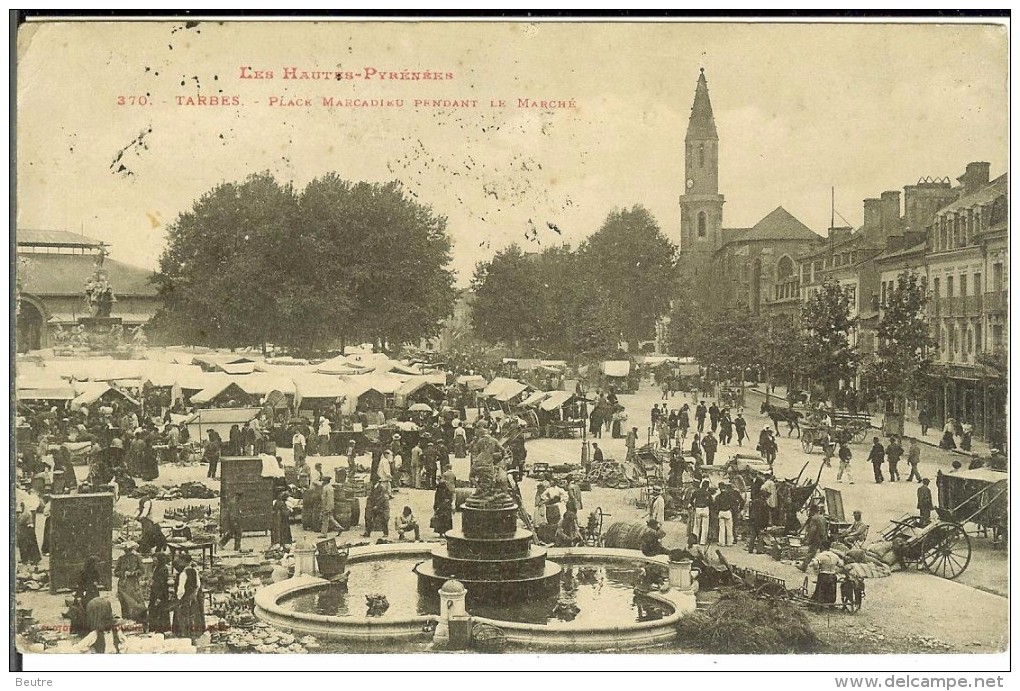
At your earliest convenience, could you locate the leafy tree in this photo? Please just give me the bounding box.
[690,307,760,382]
[664,271,707,357]
[469,244,544,346]
[578,205,678,346]
[758,314,803,390]
[860,272,936,412]
[152,173,455,350]
[299,176,456,348]
[800,280,859,399]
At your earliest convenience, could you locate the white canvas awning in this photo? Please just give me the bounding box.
[602,360,631,378]
[493,380,529,402]
[191,381,249,405]
[520,390,551,407]
[539,390,574,411]
[229,373,297,397]
[71,382,138,408]
[185,407,261,439]
[456,374,487,390]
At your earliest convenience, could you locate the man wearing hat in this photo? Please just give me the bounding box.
[841,510,868,547]
[647,485,665,526]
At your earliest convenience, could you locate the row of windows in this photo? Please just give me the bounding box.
[931,263,1005,298]
[932,206,987,252]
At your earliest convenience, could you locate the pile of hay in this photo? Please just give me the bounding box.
[677,590,819,654]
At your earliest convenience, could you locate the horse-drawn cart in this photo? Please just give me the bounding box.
[829,411,872,444]
[799,423,833,454]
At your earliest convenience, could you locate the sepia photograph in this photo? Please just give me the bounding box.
[11,13,1011,676]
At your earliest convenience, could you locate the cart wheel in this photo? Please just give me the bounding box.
[920,523,971,579]
[853,428,868,443]
[801,436,813,453]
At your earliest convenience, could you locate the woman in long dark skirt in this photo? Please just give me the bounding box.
[272,492,293,548]
[114,543,147,623]
[147,552,173,634]
[70,557,103,635]
[172,558,205,642]
[432,482,454,536]
[140,438,159,481]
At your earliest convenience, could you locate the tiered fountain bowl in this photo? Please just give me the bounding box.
[413,491,561,605]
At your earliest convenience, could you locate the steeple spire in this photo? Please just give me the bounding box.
[687,68,718,141]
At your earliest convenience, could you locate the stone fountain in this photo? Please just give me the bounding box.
[414,480,561,605]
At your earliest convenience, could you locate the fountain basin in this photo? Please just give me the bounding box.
[254,543,696,651]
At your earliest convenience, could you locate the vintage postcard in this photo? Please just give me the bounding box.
[12,15,1010,676]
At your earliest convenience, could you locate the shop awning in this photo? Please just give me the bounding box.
[494,380,529,402]
[540,390,574,411]
[520,390,551,407]
[602,360,631,377]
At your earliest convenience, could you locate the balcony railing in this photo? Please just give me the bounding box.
[984,291,1007,313]
[931,294,985,318]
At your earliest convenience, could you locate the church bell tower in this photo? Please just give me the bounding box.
[679,68,724,264]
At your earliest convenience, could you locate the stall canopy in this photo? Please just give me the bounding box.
[678,363,701,376]
[71,382,139,408]
[17,386,76,401]
[539,390,574,411]
[456,374,487,390]
[184,407,261,440]
[314,355,371,376]
[520,390,552,407]
[493,380,530,402]
[483,377,521,398]
[190,381,251,405]
[220,361,257,375]
[16,370,76,400]
[228,373,297,397]
[291,373,348,405]
[602,360,631,378]
[394,376,445,407]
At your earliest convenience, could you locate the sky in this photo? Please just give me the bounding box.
[16,20,1009,286]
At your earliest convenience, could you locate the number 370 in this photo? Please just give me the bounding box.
[116,95,150,105]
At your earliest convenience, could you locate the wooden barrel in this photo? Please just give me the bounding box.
[602,521,654,550]
[335,499,353,529]
[302,486,321,531]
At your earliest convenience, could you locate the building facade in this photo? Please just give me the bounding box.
[16,229,160,352]
[796,164,1007,442]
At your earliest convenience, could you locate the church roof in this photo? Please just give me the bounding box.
[686,68,718,141]
[721,227,752,245]
[743,206,822,242]
[18,253,159,297]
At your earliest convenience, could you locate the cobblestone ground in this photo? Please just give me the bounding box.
[18,378,1008,654]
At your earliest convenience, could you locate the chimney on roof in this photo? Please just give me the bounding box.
[880,191,901,235]
[958,162,991,196]
[903,177,954,232]
[862,198,883,246]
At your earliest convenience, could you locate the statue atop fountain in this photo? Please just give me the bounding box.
[75,241,125,352]
[84,243,116,318]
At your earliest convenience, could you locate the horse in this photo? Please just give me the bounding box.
[760,401,803,437]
